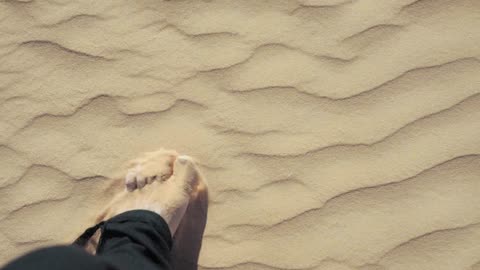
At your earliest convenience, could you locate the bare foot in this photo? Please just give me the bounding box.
[96,149,201,236]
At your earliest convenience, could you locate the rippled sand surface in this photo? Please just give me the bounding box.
[1,0,480,269]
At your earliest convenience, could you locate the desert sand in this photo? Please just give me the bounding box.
[1,0,480,269]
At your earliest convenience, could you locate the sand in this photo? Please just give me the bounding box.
[1,0,480,269]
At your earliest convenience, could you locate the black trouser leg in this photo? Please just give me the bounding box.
[1,210,173,270]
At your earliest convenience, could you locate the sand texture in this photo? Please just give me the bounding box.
[1,0,480,269]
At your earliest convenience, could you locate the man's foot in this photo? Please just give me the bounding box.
[96,149,201,236]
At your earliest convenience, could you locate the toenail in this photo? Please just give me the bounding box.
[126,181,137,191]
[178,156,189,164]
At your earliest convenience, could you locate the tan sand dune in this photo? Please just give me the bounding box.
[1,0,479,269]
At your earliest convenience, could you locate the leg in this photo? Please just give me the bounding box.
[88,210,174,270]
[93,152,203,270]
[2,210,172,270]
[3,150,206,270]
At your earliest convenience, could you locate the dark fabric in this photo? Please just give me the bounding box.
[73,220,105,247]
[2,210,173,270]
